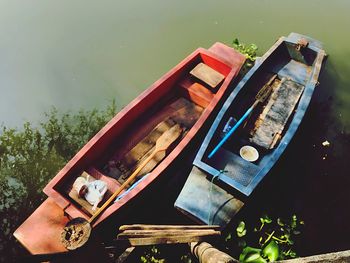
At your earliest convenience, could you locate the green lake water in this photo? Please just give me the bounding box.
[0,0,349,261]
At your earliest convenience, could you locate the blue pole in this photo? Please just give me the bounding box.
[208,105,254,159]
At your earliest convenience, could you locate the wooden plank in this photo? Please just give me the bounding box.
[117,224,221,246]
[190,63,225,88]
[115,247,136,263]
[190,242,238,263]
[108,98,202,184]
[111,119,176,183]
[250,78,305,149]
[118,233,220,246]
[117,230,220,238]
[119,224,221,231]
[180,82,214,108]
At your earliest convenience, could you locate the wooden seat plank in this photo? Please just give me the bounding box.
[190,63,225,88]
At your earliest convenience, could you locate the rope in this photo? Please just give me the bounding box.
[207,170,226,225]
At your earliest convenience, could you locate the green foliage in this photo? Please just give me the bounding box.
[236,221,247,237]
[225,214,304,262]
[239,247,266,263]
[232,38,258,62]
[141,246,166,263]
[140,246,193,263]
[0,100,116,262]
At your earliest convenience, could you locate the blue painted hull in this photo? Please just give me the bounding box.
[175,33,326,226]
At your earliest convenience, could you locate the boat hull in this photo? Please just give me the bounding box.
[14,42,245,254]
[175,33,326,227]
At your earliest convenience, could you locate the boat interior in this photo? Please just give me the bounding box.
[52,50,234,216]
[200,40,319,195]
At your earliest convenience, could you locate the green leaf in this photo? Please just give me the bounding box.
[239,247,266,263]
[232,38,239,46]
[277,218,284,227]
[262,240,279,261]
[225,232,232,242]
[237,221,247,237]
[264,216,272,224]
[245,254,267,263]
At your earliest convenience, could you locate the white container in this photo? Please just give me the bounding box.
[239,145,259,162]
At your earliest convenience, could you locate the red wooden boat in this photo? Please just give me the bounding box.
[13,42,245,254]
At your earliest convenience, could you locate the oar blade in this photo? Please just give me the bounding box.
[61,217,91,250]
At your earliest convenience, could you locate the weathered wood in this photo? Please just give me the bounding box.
[115,247,135,263]
[277,249,350,263]
[109,98,202,184]
[117,229,220,238]
[190,62,225,88]
[180,80,214,108]
[89,124,183,224]
[119,224,220,231]
[250,78,305,149]
[117,224,221,246]
[119,234,219,246]
[115,119,176,179]
[190,242,238,263]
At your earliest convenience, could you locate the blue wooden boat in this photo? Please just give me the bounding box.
[175,33,326,227]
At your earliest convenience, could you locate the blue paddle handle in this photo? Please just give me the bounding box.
[208,105,254,159]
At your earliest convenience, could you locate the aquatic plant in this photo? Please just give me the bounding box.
[232,38,258,62]
[0,101,116,262]
[140,245,193,263]
[141,246,166,263]
[225,214,304,262]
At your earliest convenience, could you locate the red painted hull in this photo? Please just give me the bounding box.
[14,42,245,254]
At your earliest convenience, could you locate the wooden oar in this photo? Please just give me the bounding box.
[207,75,276,159]
[61,124,183,250]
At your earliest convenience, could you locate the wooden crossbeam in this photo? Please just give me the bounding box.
[116,224,221,246]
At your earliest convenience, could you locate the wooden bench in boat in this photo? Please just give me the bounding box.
[179,78,214,108]
[190,62,225,89]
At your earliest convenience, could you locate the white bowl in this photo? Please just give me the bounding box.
[239,145,259,162]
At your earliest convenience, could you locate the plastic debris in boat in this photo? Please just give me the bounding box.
[114,173,151,202]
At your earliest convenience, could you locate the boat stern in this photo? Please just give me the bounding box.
[13,198,69,255]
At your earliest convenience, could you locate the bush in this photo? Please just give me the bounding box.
[0,100,116,262]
